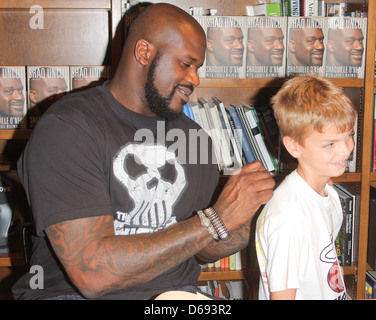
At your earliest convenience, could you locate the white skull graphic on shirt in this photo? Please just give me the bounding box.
[113,143,187,235]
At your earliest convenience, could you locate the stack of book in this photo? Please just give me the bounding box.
[0,65,111,129]
[194,15,367,80]
[183,97,278,174]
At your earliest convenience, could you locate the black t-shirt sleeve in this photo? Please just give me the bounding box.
[19,111,113,236]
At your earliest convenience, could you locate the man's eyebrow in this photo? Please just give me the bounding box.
[184,54,198,63]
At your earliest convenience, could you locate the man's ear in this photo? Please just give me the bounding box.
[134,39,154,66]
[326,40,334,53]
[206,39,214,53]
[247,40,255,53]
[29,90,38,104]
[282,136,301,159]
[288,40,296,53]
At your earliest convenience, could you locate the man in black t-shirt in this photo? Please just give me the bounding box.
[13,3,275,300]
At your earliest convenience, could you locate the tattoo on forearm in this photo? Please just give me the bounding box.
[46,215,211,292]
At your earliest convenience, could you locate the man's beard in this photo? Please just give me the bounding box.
[144,53,190,120]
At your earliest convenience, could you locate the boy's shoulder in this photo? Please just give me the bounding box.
[263,171,313,220]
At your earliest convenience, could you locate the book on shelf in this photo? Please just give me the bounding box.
[182,99,283,173]
[334,184,358,266]
[301,0,317,17]
[201,250,243,273]
[197,97,228,170]
[373,93,376,172]
[245,16,287,78]
[0,66,27,130]
[326,3,346,17]
[241,103,278,172]
[193,15,207,79]
[300,0,326,17]
[286,16,326,77]
[0,172,29,254]
[70,66,111,91]
[204,16,246,78]
[368,186,376,270]
[345,115,358,173]
[250,3,282,17]
[366,271,376,299]
[290,0,300,16]
[226,104,256,165]
[325,17,367,79]
[182,103,194,120]
[27,66,70,128]
[226,281,245,300]
[212,97,243,173]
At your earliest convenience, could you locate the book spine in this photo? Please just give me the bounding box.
[373,94,376,171]
[250,107,278,171]
[236,106,263,164]
[290,0,300,16]
[244,105,277,172]
[282,0,291,16]
[227,107,256,163]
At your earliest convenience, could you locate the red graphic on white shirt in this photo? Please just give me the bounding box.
[320,242,345,293]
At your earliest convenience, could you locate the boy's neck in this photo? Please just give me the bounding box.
[296,166,329,197]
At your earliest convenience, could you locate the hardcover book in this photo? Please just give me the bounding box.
[325,17,367,79]
[245,16,287,78]
[226,104,256,164]
[334,184,355,266]
[0,66,27,129]
[27,66,70,128]
[70,66,111,90]
[212,97,243,173]
[205,16,246,78]
[193,15,207,79]
[286,16,326,77]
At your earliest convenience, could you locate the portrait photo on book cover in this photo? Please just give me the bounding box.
[246,16,286,78]
[205,16,245,78]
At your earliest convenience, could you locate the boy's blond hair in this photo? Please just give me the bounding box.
[271,75,357,145]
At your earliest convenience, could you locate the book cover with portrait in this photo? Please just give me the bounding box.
[27,66,70,128]
[286,16,326,77]
[70,65,111,91]
[325,17,367,79]
[245,16,287,78]
[205,16,246,78]
[193,15,207,79]
[0,66,27,129]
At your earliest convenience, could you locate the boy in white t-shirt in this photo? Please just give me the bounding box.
[256,75,357,300]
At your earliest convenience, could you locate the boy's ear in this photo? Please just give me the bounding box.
[135,39,154,66]
[282,136,301,159]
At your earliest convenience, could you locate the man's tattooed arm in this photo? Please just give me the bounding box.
[45,214,213,298]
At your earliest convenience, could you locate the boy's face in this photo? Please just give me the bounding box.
[288,124,354,187]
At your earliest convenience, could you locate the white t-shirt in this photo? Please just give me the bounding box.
[256,170,347,300]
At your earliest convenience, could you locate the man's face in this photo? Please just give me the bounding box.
[249,28,284,66]
[144,28,205,120]
[292,27,324,66]
[208,27,244,66]
[0,78,25,117]
[30,77,68,105]
[145,53,184,120]
[330,28,364,66]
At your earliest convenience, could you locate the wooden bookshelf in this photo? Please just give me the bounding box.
[0,0,375,300]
